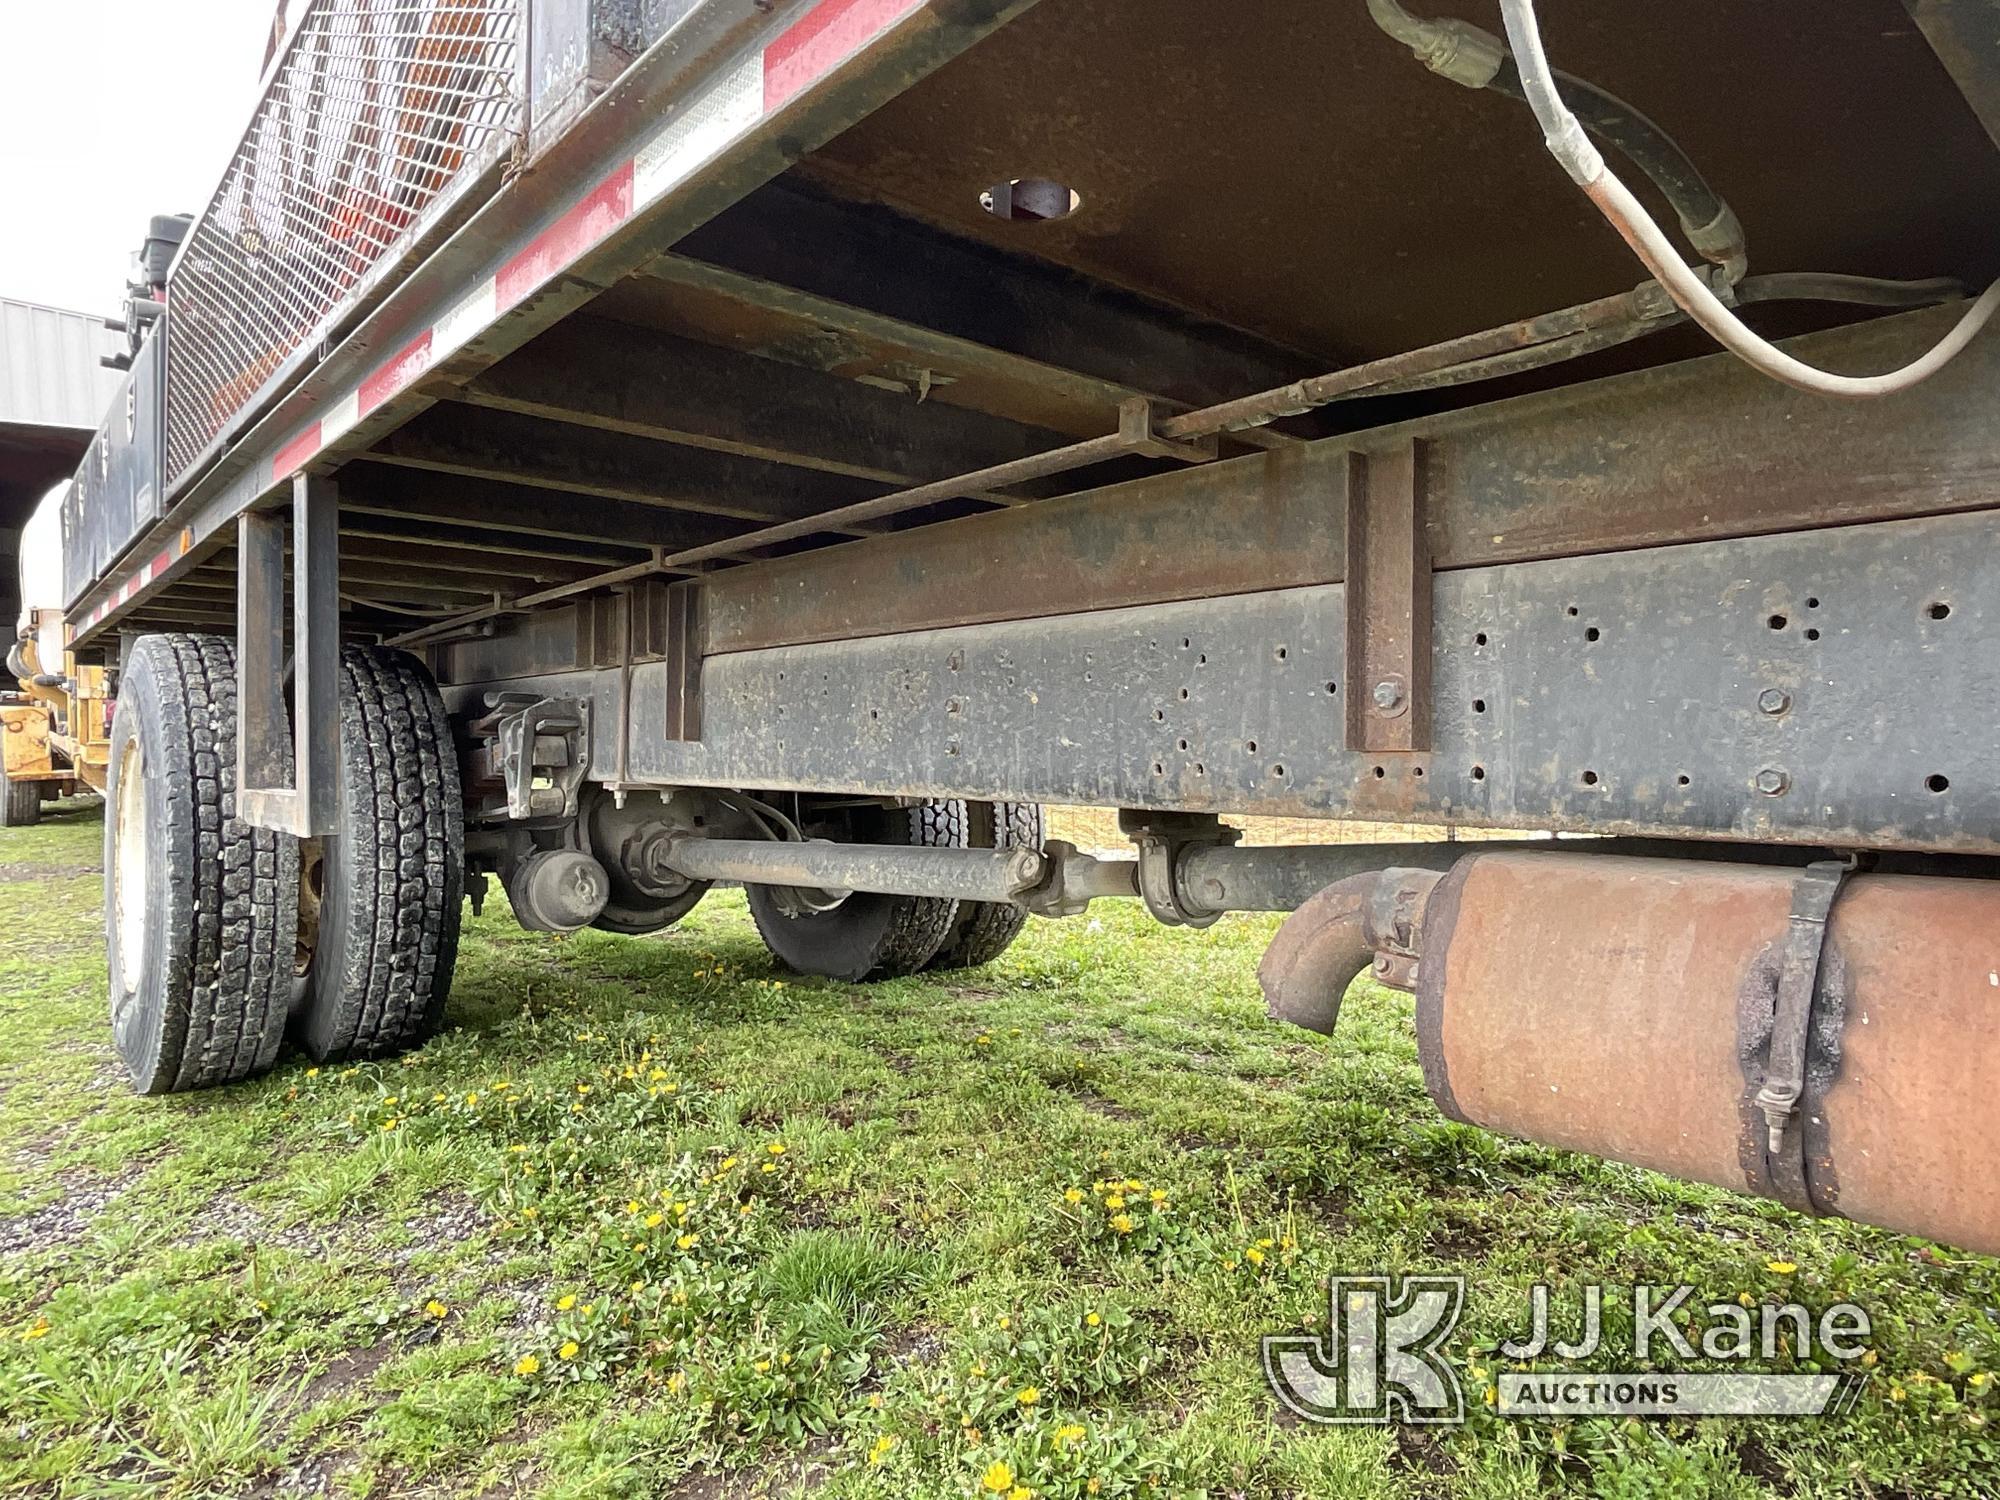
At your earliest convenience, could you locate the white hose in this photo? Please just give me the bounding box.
[1497,0,2000,399]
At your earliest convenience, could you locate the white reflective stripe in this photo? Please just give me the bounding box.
[432,279,499,362]
[318,389,362,446]
[632,52,765,209]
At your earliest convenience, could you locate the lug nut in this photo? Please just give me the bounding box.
[1755,768,1791,796]
[1757,688,1792,716]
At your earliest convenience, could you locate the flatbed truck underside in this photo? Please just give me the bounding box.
[34,0,2000,1258]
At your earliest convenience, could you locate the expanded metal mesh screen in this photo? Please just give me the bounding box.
[165,0,523,487]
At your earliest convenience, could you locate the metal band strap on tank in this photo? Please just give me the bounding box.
[1753,856,1857,1215]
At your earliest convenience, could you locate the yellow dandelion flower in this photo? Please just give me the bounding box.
[753,1359,771,1373]
[867,1393,884,1409]
[1009,1490,1031,1500]
[626,1199,642,1215]
[630,1280,646,1294]
[515,1354,541,1376]
[1057,1423,1086,1445]
[676,1233,699,1250]
[20,1320,50,1341]
[975,1034,993,1046]
[1124,1179,1144,1191]
[1017,1386,1041,1406]
[508,1143,527,1153]
[305,1067,320,1078]
[761,1162,777,1174]
[1063,1187,1084,1204]
[1087,1482,1101,1496]
[559,1340,580,1360]
[557,1294,576,1311]
[1245,1248,1266,1267]
[1104,1194,1126,1211]
[576,1084,591,1095]
[645,1211,664,1228]
[1110,1213,1135,1234]
[666,1370,686,1391]
[998,1315,1011,1330]
[380,1118,399,1132]
[424,1299,448,1319]
[1150,1189,1167,1203]
[466,1092,479,1107]
[719,1156,739,1172]
[1766,1260,1798,1274]
[766,1142,786,1156]
[982,1461,1014,1493]
[868,1433,897,1465]
[1085,1312,1101,1328]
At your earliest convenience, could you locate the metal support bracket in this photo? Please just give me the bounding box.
[1343,440,1432,753]
[1118,397,1219,464]
[496,697,593,820]
[1753,855,1857,1211]
[237,472,339,837]
[663,578,704,742]
[1121,809,1240,927]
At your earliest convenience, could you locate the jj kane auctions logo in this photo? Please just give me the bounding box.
[1265,1276,1871,1423]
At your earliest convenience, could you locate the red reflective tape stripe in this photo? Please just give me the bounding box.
[359,329,434,416]
[273,422,323,480]
[495,163,636,312]
[763,0,922,111]
[150,548,173,578]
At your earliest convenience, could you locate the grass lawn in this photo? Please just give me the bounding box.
[1,801,1995,1497]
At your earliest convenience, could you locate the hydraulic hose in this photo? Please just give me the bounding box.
[1495,0,2000,398]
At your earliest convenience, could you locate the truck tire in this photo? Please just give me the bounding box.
[104,634,298,1094]
[926,801,1043,970]
[294,647,464,1062]
[747,801,965,981]
[594,883,711,936]
[0,767,38,826]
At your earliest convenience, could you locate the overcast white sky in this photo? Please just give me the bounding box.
[2,1,275,315]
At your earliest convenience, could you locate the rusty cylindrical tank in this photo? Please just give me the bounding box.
[1412,852,2000,1256]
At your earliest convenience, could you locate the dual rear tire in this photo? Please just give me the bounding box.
[744,799,1042,982]
[106,636,462,1094]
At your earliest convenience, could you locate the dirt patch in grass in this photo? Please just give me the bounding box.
[0,1160,146,1258]
[0,861,100,883]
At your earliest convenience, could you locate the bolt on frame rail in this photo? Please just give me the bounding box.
[34,0,2000,1257]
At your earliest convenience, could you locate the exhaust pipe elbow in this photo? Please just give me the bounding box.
[1257,875,1384,1035]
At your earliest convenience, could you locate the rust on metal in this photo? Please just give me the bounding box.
[1257,866,1444,1033]
[1342,440,1431,754]
[1411,851,2000,1256]
[662,580,704,743]
[681,306,2000,658]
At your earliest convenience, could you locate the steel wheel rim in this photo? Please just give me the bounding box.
[112,736,147,997]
